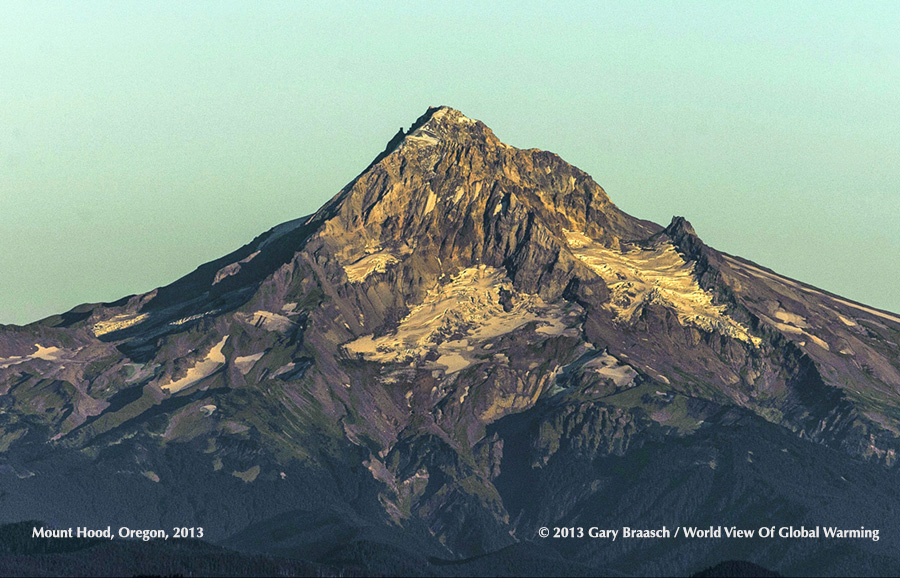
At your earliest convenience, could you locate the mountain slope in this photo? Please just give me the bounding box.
[1,106,899,575]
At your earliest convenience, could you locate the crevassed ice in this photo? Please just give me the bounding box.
[344,266,578,374]
[93,313,149,336]
[564,229,760,346]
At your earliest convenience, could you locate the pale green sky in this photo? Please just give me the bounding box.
[1,1,898,325]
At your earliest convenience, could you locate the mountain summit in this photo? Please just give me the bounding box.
[2,108,900,576]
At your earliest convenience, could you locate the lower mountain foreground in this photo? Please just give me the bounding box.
[2,107,899,576]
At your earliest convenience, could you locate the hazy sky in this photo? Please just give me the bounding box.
[1,2,898,325]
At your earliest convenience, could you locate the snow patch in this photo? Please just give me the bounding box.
[837,314,858,327]
[31,345,62,360]
[240,250,261,264]
[806,334,831,351]
[0,356,26,369]
[774,310,808,327]
[424,190,437,215]
[436,351,469,374]
[429,106,475,125]
[234,352,265,375]
[405,132,439,146]
[344,252,399,283]
[581,352,639,386]
[171,312,214,326]
[0,343,66,369]
[271,363,297,379]
[213,262,242,285]
[237,311,293,332]
[830,297,900,327]
[212,250,262,286]
[160,336,228,393]
[759,313,831,351]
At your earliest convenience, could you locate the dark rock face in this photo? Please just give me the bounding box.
[1,107,899,576]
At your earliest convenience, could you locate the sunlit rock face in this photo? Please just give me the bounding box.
[2,106,900,575]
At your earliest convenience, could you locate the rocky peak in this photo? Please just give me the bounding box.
[665,216,696,237]
[662,215,705,260]
[305,107,664,311]
[402,106,498,146]
[319,107,658,258]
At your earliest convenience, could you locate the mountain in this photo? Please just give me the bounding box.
[1,107,899,576]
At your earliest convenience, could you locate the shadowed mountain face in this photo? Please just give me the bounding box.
[2,107,899,576]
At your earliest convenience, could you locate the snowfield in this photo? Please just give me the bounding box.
[344,266,580,374]
[564,230,760,346]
